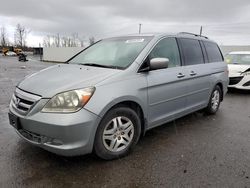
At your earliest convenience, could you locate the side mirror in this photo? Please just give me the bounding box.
[150,58,169,70]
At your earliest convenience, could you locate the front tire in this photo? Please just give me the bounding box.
[94,107,141,160]
[205,85,222,114]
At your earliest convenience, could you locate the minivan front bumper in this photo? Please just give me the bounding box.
[9,99,101,156]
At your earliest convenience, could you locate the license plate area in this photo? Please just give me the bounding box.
[8,113,21,130]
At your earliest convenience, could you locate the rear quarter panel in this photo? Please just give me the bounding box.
[208,61,229,99]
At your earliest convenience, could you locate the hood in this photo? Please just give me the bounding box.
[228,64,250,76]
[18,64,121,97]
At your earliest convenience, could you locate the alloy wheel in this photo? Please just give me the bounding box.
[211,90,220,111]
[102,116,134,152]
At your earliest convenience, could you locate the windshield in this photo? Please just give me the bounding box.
[69,36,152,69]
[225,54,250,65]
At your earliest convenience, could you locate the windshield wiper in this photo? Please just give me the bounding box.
[80,63,122,69]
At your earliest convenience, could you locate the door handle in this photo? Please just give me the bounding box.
[190,71,197,76]
[177,73,185,78]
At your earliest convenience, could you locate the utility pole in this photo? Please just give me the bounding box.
[39,43,42,61]
[139,23,142,34]
[200,26,203,36]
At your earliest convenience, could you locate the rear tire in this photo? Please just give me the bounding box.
[205,85,222,114]
[94,107,141,160]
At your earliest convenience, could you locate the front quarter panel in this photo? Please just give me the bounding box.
[84,72,148,122]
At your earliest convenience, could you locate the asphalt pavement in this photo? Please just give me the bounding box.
[0,56,249,188]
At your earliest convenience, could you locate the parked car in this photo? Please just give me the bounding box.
[225,51,250,90]
[6,51,17,56]
[8,33,228,160]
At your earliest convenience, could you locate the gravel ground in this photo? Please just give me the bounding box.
[0,56,250,188]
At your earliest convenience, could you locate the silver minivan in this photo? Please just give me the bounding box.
[9,33,228,160]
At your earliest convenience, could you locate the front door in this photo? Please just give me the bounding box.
[146,37,189,128]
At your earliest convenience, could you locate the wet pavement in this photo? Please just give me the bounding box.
[0,56,250,187]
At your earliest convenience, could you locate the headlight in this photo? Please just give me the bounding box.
[42,87,95,113]
[242,72,250,76]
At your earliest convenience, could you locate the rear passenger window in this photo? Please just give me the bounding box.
[149,38,181,68]
[179,38,204,65]
[203,41,223,62]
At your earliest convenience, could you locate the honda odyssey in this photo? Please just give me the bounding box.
[9,33,228,160]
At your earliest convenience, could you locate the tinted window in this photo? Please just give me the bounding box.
[180,38,204,66]
[149,38,181,68]
[203,41,223,62]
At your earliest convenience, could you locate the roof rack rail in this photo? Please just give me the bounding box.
[178,32,209,39]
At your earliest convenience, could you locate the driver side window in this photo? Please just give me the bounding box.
[149,38,181,68]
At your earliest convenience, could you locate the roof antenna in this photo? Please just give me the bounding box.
[200,26,203,36]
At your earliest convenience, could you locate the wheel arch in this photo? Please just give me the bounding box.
[98,98,148,137]
[215,82,224,101]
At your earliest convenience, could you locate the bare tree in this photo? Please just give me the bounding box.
[71,33,78,47]
[67,37,72,47]
[44,34,61,47]
[14,24,29,48]
[78,34,86,47]
[52,33,60,47]
[89,37,95,45]
[61,36,67,47]
[0,26,8,47]
[43,35,52,47]
[43,33,86,47]
[80,38,85,47]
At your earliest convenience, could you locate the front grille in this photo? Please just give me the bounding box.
[12,94,34,112]
[11,88,41,115]
[229,76,243,85]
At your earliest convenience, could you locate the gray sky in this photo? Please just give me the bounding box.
[1,0,250,46]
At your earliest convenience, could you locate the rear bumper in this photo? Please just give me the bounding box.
[9,104,101,156]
